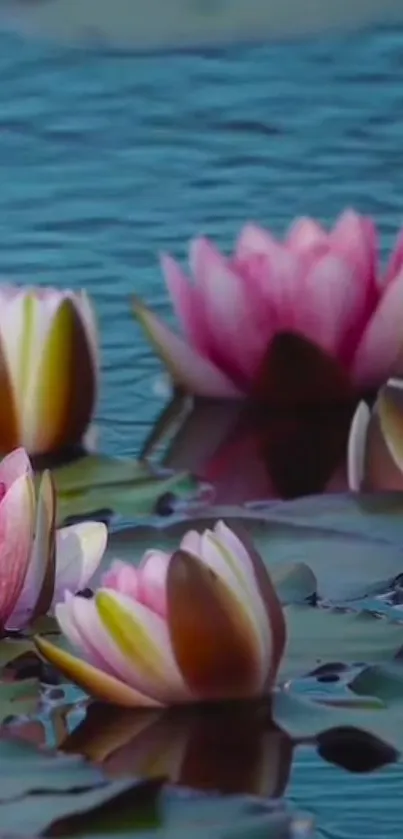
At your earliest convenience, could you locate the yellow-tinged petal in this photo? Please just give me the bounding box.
[166,549,262,700]
[95,590,186,703]
[377,382,403,474]
[24,297,97,455]
[0,332,19,454]
[34,635,162,708]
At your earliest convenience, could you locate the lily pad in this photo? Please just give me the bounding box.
[0,679,40,723]
[280,607,403,681]
[105,494,403,601]
[0,737,106,799]
[273,660,403,760]
[45,785,297,839]
[42,454,199,525]
[0,638,39,670]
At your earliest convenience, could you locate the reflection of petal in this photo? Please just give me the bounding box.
[152,394,352,504]
[62,703,162,761]
[60,701,294,799]
[254,405,353,500]
[143,331,357,504]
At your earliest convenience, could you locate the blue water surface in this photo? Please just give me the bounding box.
[1,25,403,837]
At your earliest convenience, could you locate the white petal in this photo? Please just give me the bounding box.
[347,401,371,491]
[6,470,55,629]
[53,521,108,604]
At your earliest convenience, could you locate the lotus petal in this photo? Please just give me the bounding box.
[377,384,403,473]
[227,524,286,687]
[34,635,161,707]
[0,331,20,454]
[351,270,403,388]
[330,209,377,291]
[137,550,170,617]
[24,296,96,454]
[132,296,242,398]
[0,473,35,627]
[53,520,108,603]
[6,469,56,630]
[347,401,371,491]
[96,589,188,703]
[161,254,208,355]
[286,217,328,252]
[0,447,31,488]
[166,549,263,700]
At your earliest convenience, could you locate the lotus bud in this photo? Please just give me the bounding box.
[0,286,98,456]
[35,521,286,708]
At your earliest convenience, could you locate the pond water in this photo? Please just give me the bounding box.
[2,23,403,838]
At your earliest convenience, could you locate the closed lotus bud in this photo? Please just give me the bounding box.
[0,286,98,456]
[348,379,403,491]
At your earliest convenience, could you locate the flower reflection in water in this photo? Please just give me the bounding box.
[142,333,362,504]
[61,700,294,799]
[143,398,354,504]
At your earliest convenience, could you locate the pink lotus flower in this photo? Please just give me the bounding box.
[35,522,286,707]
[132,210,403,398]
[0,447,107,631]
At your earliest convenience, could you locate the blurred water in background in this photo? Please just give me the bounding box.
[0,28,402,459]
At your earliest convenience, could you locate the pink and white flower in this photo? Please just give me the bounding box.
[0,447,107,631]
[133,211,403,398]
[35,522,286,707]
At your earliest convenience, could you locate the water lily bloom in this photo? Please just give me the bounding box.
[348,379,403,491]
[133,211,403,398]
[0,285,98,456]
[0,447,107,631]
[35,522,286,707]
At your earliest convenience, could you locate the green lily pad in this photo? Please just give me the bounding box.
[105,495,403,601]
[44,784,296,839]
[272,683,403,757]
[42,454,198,525]
[0,758,298,839]
[280,606,403,681]
[0,737,106,798]
[0,638,39,670]
[0,679,39,723]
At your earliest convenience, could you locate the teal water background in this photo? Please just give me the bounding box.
[2,25,403,836]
